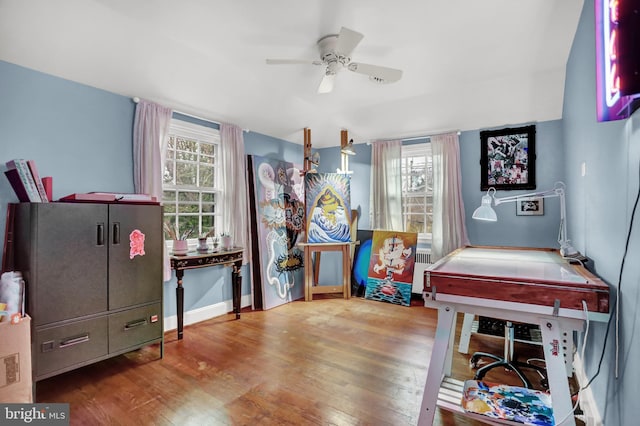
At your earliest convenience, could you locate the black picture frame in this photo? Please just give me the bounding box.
[480,125,536,191]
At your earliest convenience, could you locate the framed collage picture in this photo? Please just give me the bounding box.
[480,125,536,191]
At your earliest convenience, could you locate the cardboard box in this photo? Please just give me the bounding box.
[0,315,32,403]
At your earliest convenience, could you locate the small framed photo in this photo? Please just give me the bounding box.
[516,197,544,216]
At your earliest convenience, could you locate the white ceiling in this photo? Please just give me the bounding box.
[0,0,584,148]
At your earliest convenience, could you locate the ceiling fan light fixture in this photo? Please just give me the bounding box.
[265,26,402,93]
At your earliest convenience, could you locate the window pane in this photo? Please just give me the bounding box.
[176,162,197,186]
[202,215,215,231]
[177,216,198,238]
[202,193,216,203]
[164,204,176,214]
[202,203,215,214]
[199,165,214,187]
[178,191,199,202]
[178,203,199,213]
[201,144,215,156]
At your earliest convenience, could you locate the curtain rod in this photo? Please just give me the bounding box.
[367,129,461,144]
[132,97,250,132]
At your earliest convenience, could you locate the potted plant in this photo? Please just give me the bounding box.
[220,232,233,250]
[164,222,191,255]
[197,228,216,252]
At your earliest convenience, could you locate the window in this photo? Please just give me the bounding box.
[401,143,433,239]
[163,119,221,242]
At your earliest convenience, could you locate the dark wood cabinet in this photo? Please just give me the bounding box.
[13,202,163,382]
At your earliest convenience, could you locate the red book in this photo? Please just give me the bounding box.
[26,160,49,203]
[5,159,41,202]
[42,177,53,202]
[4,169,30,202]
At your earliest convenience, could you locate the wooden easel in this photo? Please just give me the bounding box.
[303,127,313,173]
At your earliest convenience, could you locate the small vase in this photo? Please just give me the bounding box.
[197,237,208,252]
[221,235,233,250]
[173,239,188,255]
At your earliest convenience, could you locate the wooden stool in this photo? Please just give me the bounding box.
[299,242,351,301]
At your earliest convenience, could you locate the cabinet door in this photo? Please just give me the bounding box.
[108,204,162,309]
[21,203,109,326]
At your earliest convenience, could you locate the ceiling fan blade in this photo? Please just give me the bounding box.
[336,27,364,57]
[317,73,336,94]
[347,62,403,83]
[266,59,323,65]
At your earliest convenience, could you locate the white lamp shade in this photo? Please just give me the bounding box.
[472,194,497,221]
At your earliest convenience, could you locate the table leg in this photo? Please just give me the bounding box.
[539,317,576,426]
[176,269,184,340]
[342,244,351,299]
[304,246,312,301]
[232,260,242,319]
[418,305,456,425]
[458,313,475,354]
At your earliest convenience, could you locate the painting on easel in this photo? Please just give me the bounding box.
[365,230,417,306]
[247,155,306,310]
[304,173,351,243]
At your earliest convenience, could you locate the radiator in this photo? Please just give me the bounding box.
[412,249,433,294]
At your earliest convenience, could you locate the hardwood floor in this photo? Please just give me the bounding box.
[35,296,573,425]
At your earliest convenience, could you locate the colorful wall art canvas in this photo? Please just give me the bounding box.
[462,380,554,426]
[304,173,351,243]
[365,230,417,306]
[247,155,305,310]
[351,230,374,298]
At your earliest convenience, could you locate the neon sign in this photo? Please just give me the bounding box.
[596,0,638,121]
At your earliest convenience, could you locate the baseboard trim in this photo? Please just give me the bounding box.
[164,294,252,331]
[573,353,603,426]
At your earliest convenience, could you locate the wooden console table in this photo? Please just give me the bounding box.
[298,242,351,301]
[170,247,243,340]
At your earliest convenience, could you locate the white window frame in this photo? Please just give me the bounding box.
[401,142,433,244]
[163,119,222,249]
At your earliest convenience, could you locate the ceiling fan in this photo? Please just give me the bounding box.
[266,27,403,94]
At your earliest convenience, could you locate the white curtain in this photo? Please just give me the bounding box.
[133,99,173,281]
[370,140,403,230]
[431,132,469,261]
[220,123,250,265]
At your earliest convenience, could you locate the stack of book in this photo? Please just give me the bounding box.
[4,159,50,202]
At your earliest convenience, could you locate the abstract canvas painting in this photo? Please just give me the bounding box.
[247,155,305,310]
[351,230,374,297]
[365,230,417,306]
[304,173,351,243]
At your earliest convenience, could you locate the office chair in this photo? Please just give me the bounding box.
[469,319,548,389]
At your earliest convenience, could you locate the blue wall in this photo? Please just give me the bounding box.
[561,1,640,423]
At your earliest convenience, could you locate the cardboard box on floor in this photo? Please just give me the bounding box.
[0,315,32,403]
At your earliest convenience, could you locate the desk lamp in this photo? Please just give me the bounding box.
[472,181,579,257]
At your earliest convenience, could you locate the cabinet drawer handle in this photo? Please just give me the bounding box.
[124,318,148,331]
[97,223,104,246]
[59,334,90,349]
[113,222,120,245]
